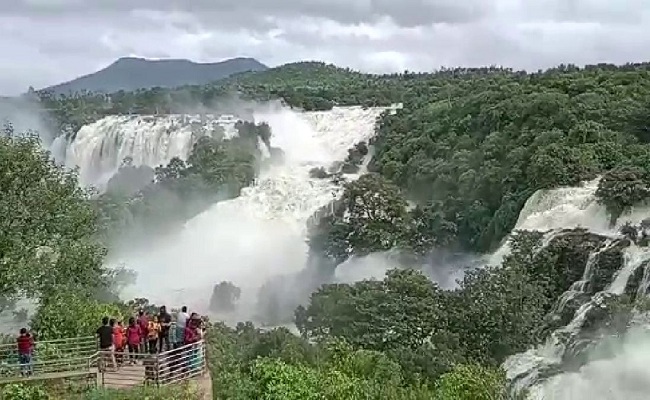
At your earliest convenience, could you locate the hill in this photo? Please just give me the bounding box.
[39,56,268,95]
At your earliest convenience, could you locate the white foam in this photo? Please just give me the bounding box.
[113,106,388,318]
[501,178,650,398]
[65,114,239,187]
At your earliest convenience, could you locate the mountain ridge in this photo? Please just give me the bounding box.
[39,56,268,95]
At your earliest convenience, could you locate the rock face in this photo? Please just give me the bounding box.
[506,225,650,396]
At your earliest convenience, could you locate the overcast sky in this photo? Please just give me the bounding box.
[1,0,649,95]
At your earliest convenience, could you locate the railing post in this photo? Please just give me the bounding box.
[155,354,160,388]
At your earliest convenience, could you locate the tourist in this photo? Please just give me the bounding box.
[126,317,142,364]
[16,328,34,376]
[147,315,161,354]
[137,310,149,353]
[175,306,189,349]
[110,319,125,366]
[96,317,116,372]
[158,305,172,352]
[184,313,202,373]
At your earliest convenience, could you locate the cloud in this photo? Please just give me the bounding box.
[1,0,650,95]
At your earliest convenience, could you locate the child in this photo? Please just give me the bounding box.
[16,328,34,376]
[126,317,142,364]
[147,315,161,354]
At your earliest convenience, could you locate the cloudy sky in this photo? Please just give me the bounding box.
[1,0,649,95]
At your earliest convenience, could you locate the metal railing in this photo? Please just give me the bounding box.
[0,336,97,380]
[0,335,205,389]
[92,340,206,388]
[157,341,207,385]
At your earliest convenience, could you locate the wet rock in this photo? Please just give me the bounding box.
[624,261,646,298]
[532,229,608,298]
[586,238,629,294]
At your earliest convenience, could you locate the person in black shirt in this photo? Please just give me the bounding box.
[96,316,116,371]
[158,306,172,352]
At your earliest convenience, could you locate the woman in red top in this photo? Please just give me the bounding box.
[111,319,126,366]
[125,317,141,365]
[16,328,34,376]
[184,315,203,373]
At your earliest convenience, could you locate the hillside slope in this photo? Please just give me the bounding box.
[40,57,268,95]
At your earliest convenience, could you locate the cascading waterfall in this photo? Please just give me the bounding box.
[501,178,650,399]
[111,106,392,318]
[65,114,240,187]
[60,102,650,398]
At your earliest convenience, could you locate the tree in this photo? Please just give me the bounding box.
[209,281,242,312]
[0,133,108,306]
[434,364,507,400]
[296,269,443,351]
[308,174,411,264]
[595,166,650,222]
[31,291,124,340]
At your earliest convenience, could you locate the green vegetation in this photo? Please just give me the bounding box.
[1,381,203,399]
[0,126,112,313]
[4,60,650,398]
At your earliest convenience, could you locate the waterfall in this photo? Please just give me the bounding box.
[108,105,394,319]
[64,113,240,187]
[501,178,650,399]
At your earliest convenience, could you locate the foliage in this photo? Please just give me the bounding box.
[0,130,108,306]
[30,291,124,340]
[13,60,650,399]
[308,174,412,263]
[83,384,203,400]
[209,281,242,312]
[0,382,202,400]
[296,269,444,351]
[1,384,49,400]
[595,166,650,222]
[434,364,507,400]
[40,61,650,254]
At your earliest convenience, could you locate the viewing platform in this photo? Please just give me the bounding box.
[0,336,210,397]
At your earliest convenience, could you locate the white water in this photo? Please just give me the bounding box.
[501,178,650,399]
[111,106,388,317]
[65,114,240,187]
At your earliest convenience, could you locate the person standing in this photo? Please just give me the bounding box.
[158,306,172,352]
[136,310,149,353]
[96,317,116,372]
[147,316,161,354]
[184,314,202,374]
[113,319,126,366]
[175,306,189,349]
[16,328,34,376]
[126,317,141,364]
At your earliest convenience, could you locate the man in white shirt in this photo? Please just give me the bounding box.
[175,306,189,348]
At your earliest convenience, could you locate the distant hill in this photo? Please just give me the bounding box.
[39,57,268,95]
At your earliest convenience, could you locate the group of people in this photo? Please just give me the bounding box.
[11,305,205,378]
[95,305,205,372]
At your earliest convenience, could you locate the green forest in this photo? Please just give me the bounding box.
[3,60,650,399]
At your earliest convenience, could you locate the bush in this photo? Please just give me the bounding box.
[434,364,507,400]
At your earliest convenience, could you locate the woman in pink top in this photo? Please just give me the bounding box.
[184,314,202,373]
[126,317,142,365]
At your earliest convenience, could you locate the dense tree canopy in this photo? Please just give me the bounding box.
[0,128,109,311]
[5,60,650,398]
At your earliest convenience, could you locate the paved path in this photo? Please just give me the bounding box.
[99,364,146,388]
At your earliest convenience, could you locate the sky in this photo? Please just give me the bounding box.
[1,0,650,95]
